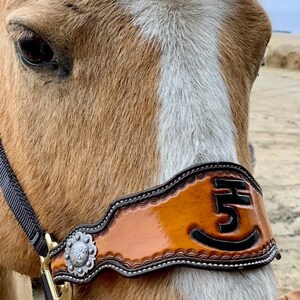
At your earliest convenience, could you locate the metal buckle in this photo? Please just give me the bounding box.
[40,233,73,300]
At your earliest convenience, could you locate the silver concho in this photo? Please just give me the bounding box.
[65,231,97,277]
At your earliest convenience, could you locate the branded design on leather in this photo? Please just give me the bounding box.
[49,163,279,285]
[190,178,260,251]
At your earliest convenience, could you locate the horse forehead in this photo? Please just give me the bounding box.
[5,0,263,21]
[4,0,267,47]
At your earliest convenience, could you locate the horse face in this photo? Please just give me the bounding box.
[0,0,271,279]
[0,0,160,276]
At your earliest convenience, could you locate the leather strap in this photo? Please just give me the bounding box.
[50,163,279,285]
[0,141,48,257]
[0,140,279,294]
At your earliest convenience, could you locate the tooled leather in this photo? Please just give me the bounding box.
[50,163,261,255]
[49,162,278,284]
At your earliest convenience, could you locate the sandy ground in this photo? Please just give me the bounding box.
[268,33,300,49]
[249,67,300,296]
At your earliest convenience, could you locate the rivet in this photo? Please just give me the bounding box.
[86,261,92,268]
[65,232,96,277]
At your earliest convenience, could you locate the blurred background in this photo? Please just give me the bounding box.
[260,0,300,33]
[250,0,300,296]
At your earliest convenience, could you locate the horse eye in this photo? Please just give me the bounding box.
[16,31,56,66]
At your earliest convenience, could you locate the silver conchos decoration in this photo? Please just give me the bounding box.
[65,231,97,277]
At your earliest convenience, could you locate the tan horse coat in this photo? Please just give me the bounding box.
[0,1,277,299]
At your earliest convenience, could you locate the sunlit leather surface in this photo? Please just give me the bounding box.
[51,167,276,283]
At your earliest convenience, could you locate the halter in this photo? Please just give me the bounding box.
[0,140,280,300]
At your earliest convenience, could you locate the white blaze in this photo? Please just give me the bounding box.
[156,3,238,182]
[120,0,238,182]
[119,1,276,299]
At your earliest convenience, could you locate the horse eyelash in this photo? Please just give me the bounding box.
[8,27,34,42]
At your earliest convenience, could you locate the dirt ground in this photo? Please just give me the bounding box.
[268,33,300,49]
[249,67,300,297]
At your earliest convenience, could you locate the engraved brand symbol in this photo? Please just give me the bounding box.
[65,232,97,277]
[190,178,260,251]
[214,178,251,233]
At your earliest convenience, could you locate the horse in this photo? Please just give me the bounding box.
[0,0,276,299]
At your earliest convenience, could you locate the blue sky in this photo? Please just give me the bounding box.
[259,0,300,33]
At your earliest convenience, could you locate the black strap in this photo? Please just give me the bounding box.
[41,274,55,300]
[0,141,48,257]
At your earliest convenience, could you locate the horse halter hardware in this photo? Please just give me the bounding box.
[0,141,280,300]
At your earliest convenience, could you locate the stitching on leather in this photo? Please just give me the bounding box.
[96,239,276,268]
[53,247,278,284]
[50,163,261,256]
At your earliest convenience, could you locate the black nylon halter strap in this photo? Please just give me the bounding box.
[0,141,48,257]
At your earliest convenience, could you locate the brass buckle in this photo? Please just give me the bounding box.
[40,233,72,300]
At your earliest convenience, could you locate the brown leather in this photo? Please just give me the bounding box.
[49,163,279,284]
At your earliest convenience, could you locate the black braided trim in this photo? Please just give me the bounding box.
[0,141,48,257]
